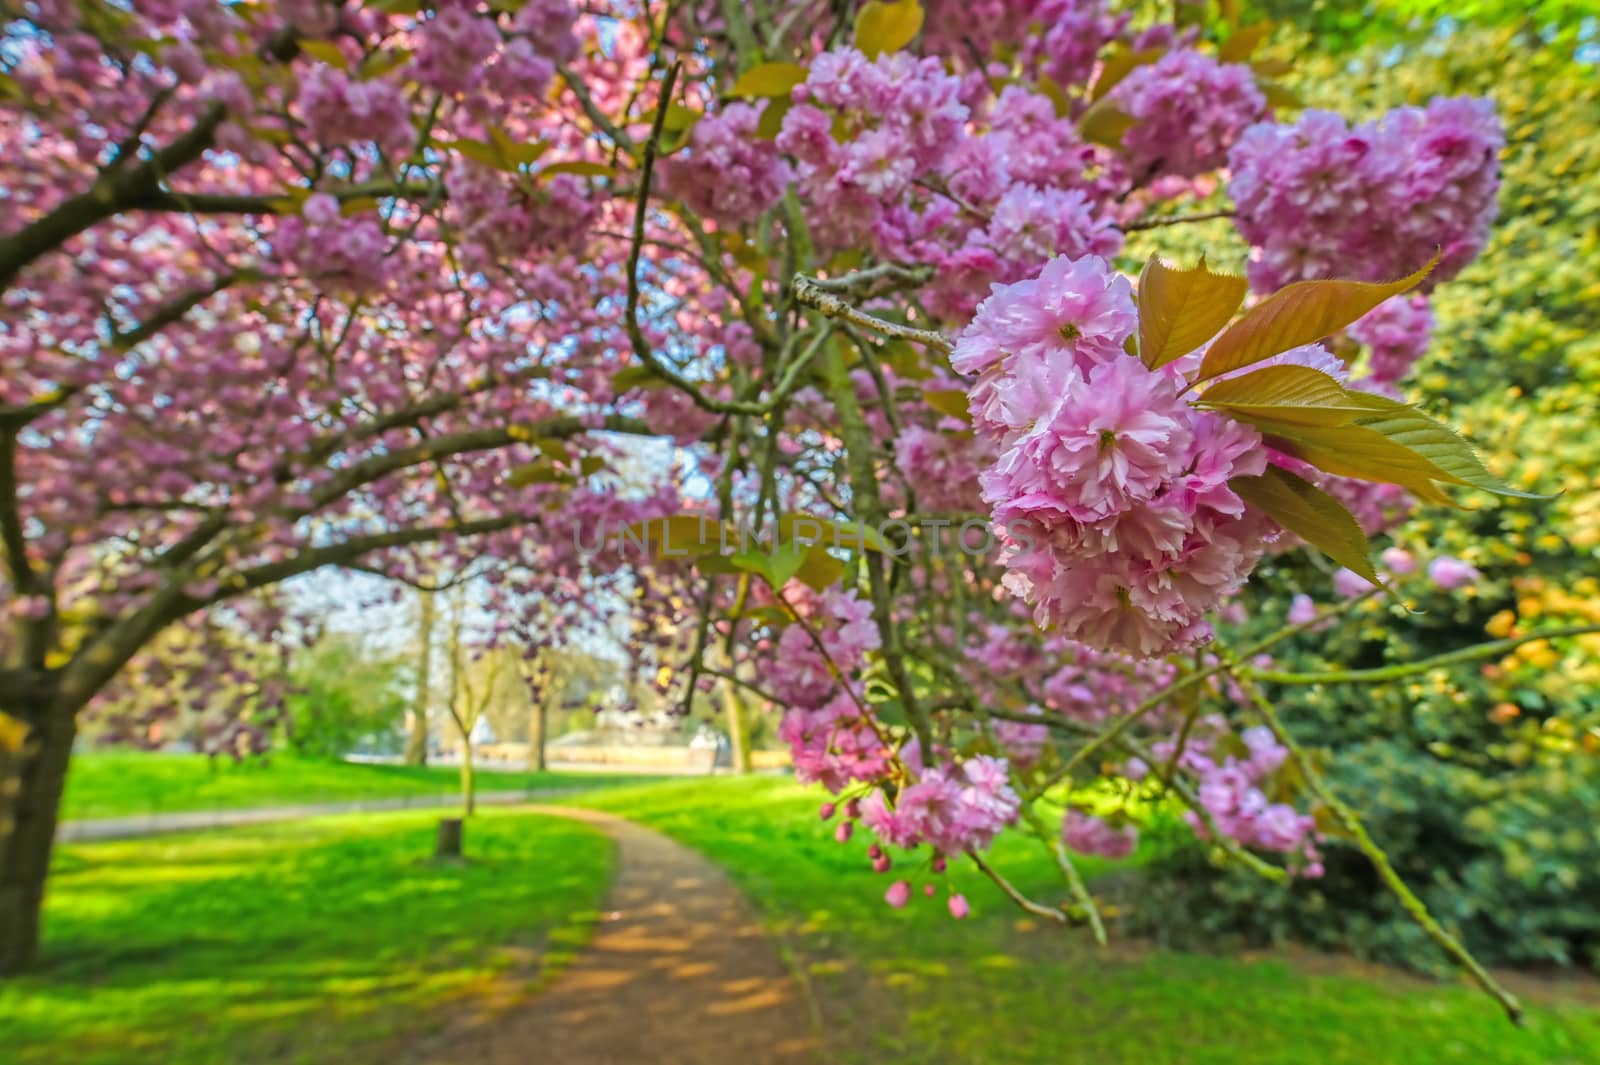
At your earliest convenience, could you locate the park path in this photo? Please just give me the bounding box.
[408,806,821,1065]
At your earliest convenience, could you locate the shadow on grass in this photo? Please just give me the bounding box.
[5,809,615,1065]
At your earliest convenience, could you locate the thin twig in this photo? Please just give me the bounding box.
[1124,209,1235,232]
[1249,623,1600,686]
[969,852,1068,924]
[1230,667,1525,1025]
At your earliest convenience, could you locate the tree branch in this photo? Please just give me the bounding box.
[792,276,953,355]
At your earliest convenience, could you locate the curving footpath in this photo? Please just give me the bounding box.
[407,806,820,1065]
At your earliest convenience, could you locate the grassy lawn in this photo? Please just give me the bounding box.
[574,777,1600,1065]
[61,750,662,820]
[0,808,613,1065]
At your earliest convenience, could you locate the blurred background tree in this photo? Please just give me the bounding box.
[1128,12,1600,972]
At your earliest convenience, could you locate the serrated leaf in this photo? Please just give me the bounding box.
[1232,466,1379,584]
[755,95,793,139]
[1259,80,1303,110]
[359,47,412,81]
[775,515,886,553]
[1090,45,1163,101]
[452,137,510,171]
[1079,99,1137,147]
[1138,254,1248,368]
[507,461,575,487]
[729,61,809,98]
[794,545,847,592]
[693,553,743,576]
[924,388,973,423]
[854,0,924,59]
[1197,255,1437,381]
[1251,57,1293,78]
[1218,21,1272,63]
[489,126,550,166]
[1034,71,1072,117]
[299,39,349,70]
[1343,392,1548,499]
[539,160,615,180]
[662,102,701,132]
[530,438,571,461]
[737,541,812,589]
[1198,365,1370,426]
[1250,421,1458,506]
[618,515,737,558]
[611,364,666,391]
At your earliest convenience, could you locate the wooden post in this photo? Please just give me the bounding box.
[435,817,463,859]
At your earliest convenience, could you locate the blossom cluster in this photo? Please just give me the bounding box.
[1062,810,1138,859]
[777,48,968,250]
[1140,726,1322,871]
[860,754,1022,855]
[273,195,393,290]
[1112,50,1266,180]
[1229,97,1504,291]
[662,102,792,227]
[1349,295,1435,385]
[772,589,893,792]
[957,255,1275,658]
[296,65,417,161]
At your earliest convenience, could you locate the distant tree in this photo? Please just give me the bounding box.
[284,633,410,760]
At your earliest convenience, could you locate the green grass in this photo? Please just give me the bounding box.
[1,808,613,1065]
[574,777,1600,1065]
[61,750,662,820]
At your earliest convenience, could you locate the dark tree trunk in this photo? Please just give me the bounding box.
[0,693,75,976]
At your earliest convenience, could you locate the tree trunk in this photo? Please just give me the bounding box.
[529,697,547,773]
[722,681,750,775]
[0,699,75,976]
[459,739,475,817]
[404,590,434,766]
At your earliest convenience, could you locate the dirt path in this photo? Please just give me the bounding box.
[410,806,821,1065]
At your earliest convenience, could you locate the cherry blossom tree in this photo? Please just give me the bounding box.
[2,1,1593,1013]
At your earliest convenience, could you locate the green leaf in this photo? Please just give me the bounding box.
[358,47,412,81]
[1079,99,1137,148]
[611,364,664,391]
[1090,45,1163,101]
[1343,392,1548,499]
[794,545,847,592]
[538,160,616,181]
[854,0,924,59]
[1218,21,1273,63]
[924,389,973,423]
[1137,254,1248,368]
[489,127,550,167]
[1198,365,1372,426]
[755,96,793,139]
[1197,255,1438,381]
[453,133,549,172]
[662,103,702,132]
[1258,80,1304,110]
[618,515,737,558]
[1231,466,1379,585]
[775,515,886,553]
[732,542,808,589]
[507,461,575,487]
[729,62,809,98]
[299,39,349,70]
[1249,421,1459,506]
